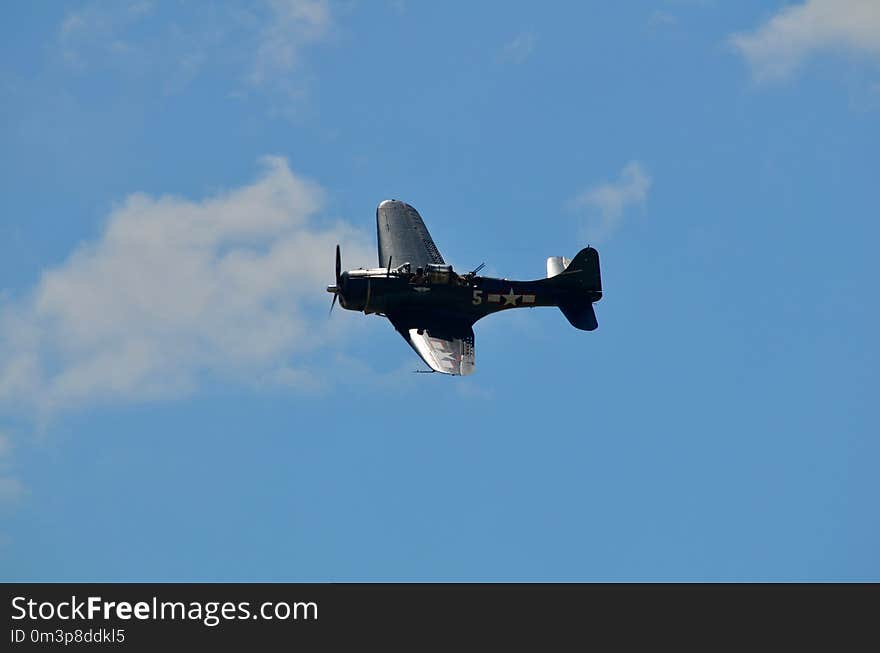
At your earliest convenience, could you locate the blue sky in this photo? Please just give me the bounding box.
[1,1,878,580]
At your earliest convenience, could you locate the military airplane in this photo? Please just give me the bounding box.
[327,200,602,375]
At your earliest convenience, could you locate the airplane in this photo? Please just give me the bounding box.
[327,199,602,375]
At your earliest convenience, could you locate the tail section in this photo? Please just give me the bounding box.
[546,247,602,331]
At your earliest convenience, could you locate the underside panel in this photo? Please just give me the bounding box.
[388,313,475,375]
[407,327,475,375]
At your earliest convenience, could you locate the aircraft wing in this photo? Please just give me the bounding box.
[376,200,445,269]
[389,318,475,375]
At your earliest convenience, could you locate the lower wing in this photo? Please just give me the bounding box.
[389,317,475,376]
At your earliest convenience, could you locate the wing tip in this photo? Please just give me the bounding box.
[377,198,407,210]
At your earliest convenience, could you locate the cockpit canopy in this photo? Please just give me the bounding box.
[346,261,462,286]
[425,263,453,284]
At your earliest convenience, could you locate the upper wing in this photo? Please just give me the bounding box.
[376,200,445,269]
[389,318,475,376]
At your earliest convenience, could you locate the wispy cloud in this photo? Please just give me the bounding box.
[499,32,537,64]
[57,0,334,99]
[0,157,372,418]
[648,11,678,30]
[58,0,155,70]
[730,0,880,81]
[0,431,24,505]
[250,0,332,86]
[569,162,652,242]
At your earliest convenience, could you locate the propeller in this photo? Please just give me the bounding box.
[327,244,342,314]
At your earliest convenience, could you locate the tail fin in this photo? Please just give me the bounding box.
[547,247,602,293]
[547,247,602,331]
[564,247,602,292]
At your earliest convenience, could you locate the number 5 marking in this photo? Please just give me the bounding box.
[472,289,483,305]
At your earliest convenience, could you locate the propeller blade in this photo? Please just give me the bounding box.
[329,245,341,316]
[386,255,392,277]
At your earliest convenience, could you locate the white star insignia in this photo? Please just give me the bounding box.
[502,288,521,306]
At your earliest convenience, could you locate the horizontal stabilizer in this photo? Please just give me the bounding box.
[559,300,598,331]
[546,256,571,278]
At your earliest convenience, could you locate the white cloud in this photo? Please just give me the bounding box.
[569,162,652,243]
[730,0,880,80]
[0,157,373,417]
[499,33,537,64]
